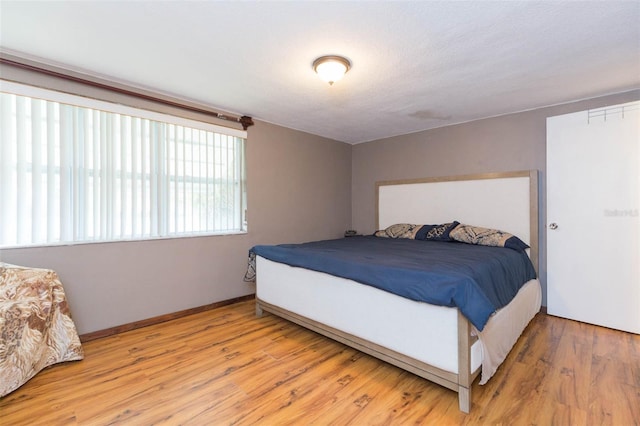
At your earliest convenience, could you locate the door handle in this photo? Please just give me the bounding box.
[549,223,558,230]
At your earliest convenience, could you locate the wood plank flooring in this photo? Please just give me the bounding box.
[1,300,638,425]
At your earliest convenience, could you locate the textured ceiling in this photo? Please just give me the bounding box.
[1,1,639,144]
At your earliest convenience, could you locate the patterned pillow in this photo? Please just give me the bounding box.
[449,224,529,251]
[374,223,424,239]
[418,221,460,241]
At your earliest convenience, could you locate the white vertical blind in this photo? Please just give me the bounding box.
[0,82,247,248]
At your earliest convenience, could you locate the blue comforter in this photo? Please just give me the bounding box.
[251,236,536,331]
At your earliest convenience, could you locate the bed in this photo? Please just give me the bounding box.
[249,170,541,413]
[0,263,84,397]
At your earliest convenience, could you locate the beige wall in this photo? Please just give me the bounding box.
[2,57,637,331]
[0,82,352,334]
[352,89,640,305]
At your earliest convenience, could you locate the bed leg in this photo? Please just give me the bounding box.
[457,310,472,413]
[458,386,471,414]
[255,302,263,318]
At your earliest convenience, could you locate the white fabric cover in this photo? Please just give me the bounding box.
[257,256,541,383]
[476,278,542,384]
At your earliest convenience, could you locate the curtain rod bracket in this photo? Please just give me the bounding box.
[239,116,254,130]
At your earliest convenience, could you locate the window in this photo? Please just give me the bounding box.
[0,81,247,248]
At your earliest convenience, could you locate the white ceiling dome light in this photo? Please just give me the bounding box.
[313,55,351,85]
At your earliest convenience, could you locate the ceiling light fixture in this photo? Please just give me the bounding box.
[313,55,351,85]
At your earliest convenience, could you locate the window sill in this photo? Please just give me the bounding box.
[0,231,248,250]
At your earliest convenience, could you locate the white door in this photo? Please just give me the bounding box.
[547,102,640,334]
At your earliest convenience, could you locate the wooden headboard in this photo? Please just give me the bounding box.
[376,170,538,272]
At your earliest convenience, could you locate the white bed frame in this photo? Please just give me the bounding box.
[255,170,540,413]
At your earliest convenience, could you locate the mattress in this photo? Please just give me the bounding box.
[252,236,537,331]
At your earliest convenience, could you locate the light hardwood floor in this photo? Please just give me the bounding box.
[1,300,638,425]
